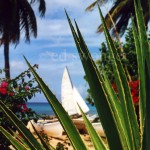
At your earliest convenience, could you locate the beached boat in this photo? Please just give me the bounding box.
[27,119,64,137]
[61,67,105,136]
[61,67,105,135]
[92,122,105,137]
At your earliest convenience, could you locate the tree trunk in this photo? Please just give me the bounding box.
[4,41,10,79]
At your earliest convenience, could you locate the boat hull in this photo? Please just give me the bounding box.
[27,120,64,137]
[72,119,105,137]
[92,122,105,137]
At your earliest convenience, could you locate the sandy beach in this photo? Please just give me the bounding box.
[27,119,105,149]
[48,134,95,149]
[38,132,107,149]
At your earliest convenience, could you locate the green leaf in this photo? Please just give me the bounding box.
[75,19,129,149]
[131,18,145,137]
[134,0,150,134]
[98,4,140,149]
[9,128,29,148]
[65,10,123,150]
[134,0,150,66]
[29,83,33,87]
[22,78,25,83]
[13,81,18,88]
[27,73,31,78]
[0,101,44,150]
[142,62,150,149]
[102,73,130,149]
[78,105,107,150]
[133,1,150,148]
[24,56,87,150]
[0,126,27,150]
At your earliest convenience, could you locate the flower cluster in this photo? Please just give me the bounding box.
[112,80,139,105]
[0,65,41,148]
[0,79,39,113]
[129,80,139,105]
[0,81,15,97]
[0,81,8,95]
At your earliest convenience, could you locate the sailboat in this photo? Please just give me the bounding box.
[27,119,64,137]
[61,66,89,116]
[61,67,104,136]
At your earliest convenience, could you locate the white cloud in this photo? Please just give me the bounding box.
[10,60,27,75]
[34,0,106,48]
[37,58,84,76]
[36,16,102,47]
[45,0,92,15]
[37,19,70,37]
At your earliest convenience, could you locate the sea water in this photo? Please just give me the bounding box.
[27,102,97,116]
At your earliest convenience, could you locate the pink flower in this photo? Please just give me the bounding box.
[25,86,29,90]
[9,92,14,97]
[17,104,22,109]
[22,104,29,112]
[0,87,7,95]
[1,81,8,88]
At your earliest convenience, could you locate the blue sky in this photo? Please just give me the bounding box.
[0,0,112,102]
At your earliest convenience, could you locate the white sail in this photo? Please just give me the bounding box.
[61,67,89,115]
[73,86,89,115]
[61,67,77,115]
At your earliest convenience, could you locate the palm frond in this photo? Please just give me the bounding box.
[87,0,150,36]
[86,0,113,11]
[19,0,37,42]
[85,1,97,12]
[97,0,129,34]
[37,0,46,17]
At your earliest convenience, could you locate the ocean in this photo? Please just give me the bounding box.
[27,102,97,116]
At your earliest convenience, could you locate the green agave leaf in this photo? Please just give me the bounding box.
[9,128,29,148]
[131,18,145,139]
[134,0,150,66]
[102,74,130,149]
[0,126,28,150]
[74,20,130,149]
[24,56,87,150]
[65,10,123,150]
[0,101,44,150]
[134,1,150,148]
[134,0,150,133]
[142,62,150,149]
[98,4,140,150]
[78,105,107,150]
[30,122,55,150]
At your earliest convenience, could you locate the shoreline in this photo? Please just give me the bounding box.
[27,102,97,116]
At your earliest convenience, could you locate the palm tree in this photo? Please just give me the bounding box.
[0,0,46,79]
[86,0,150,36]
